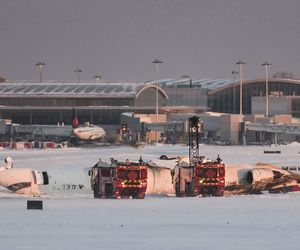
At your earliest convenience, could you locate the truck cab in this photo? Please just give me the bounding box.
[193,160,225,196]
[90,159,148,199]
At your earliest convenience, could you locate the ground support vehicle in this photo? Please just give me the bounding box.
[172,116,225,197]
[90,158,147,199]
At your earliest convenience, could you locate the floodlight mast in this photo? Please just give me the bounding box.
[236,60,246,115]
[35,62,46,83]
[75,68,82,83]
[231,70,239,114]
[152,59,163,143]
[93,74,102,82]
[262,62,271,117]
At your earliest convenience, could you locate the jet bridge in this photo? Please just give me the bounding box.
[12,124,73,138]
[144,122,185,132]
[244,122,300,144]
[245,122,300,135]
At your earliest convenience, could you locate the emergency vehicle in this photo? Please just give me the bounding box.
[90,158,148,199]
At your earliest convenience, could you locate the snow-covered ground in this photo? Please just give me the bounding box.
[0,144,300,249]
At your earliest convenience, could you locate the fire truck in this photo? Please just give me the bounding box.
[192,158,225,196]
[89,158,148,199]
[171,116,225,197]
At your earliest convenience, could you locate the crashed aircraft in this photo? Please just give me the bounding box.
[0,156,299,197]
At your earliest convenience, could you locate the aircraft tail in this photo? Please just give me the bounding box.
[72,108,79,128]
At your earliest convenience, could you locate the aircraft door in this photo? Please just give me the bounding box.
[105,183,113,197]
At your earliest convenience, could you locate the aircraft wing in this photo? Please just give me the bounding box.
[224,163,300,195]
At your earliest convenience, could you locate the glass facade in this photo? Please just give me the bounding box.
[0,98,133,107]
[0,83,168,125]
[163,87,208,107]
[209,80,300,115]
[292,99,300,117]
[0,108,158,125]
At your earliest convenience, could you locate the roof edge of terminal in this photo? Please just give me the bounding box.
[208,78,300,95]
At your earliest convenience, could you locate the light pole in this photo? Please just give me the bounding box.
[35,62,46,83]
[236,60,246,115]
[181,74,192,88]
[93,74,102,82]
[74,68,82,83]
[262,62,271,117]
[152,59,163,142]
[231,70,239,114]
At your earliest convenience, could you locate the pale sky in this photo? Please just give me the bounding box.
[1,0,300,82]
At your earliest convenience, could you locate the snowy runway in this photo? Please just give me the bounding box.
[1,194,300,250]
[0,144,300,249]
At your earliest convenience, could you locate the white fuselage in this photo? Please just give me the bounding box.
[73,126,105,140]
[0,158,298,197]
[0,168,41,195]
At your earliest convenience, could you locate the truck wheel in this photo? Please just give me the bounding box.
[185,182,192,197]
[214,191,224,197]
[175,182,180,197]
[93,184,100,198]
[105,183,113,198]
[136,192,145,199]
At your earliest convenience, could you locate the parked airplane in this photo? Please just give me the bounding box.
[72,108,106,141]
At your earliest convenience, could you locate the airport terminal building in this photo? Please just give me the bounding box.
[0,79,232,126]
[157,77,300,118]
[0,82,168,125]
[0,78,300,124]
[2,77,300,124]
[1,76,300,145]
[209,78,300,117]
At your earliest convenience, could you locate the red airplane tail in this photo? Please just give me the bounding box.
[72,108,79,128]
